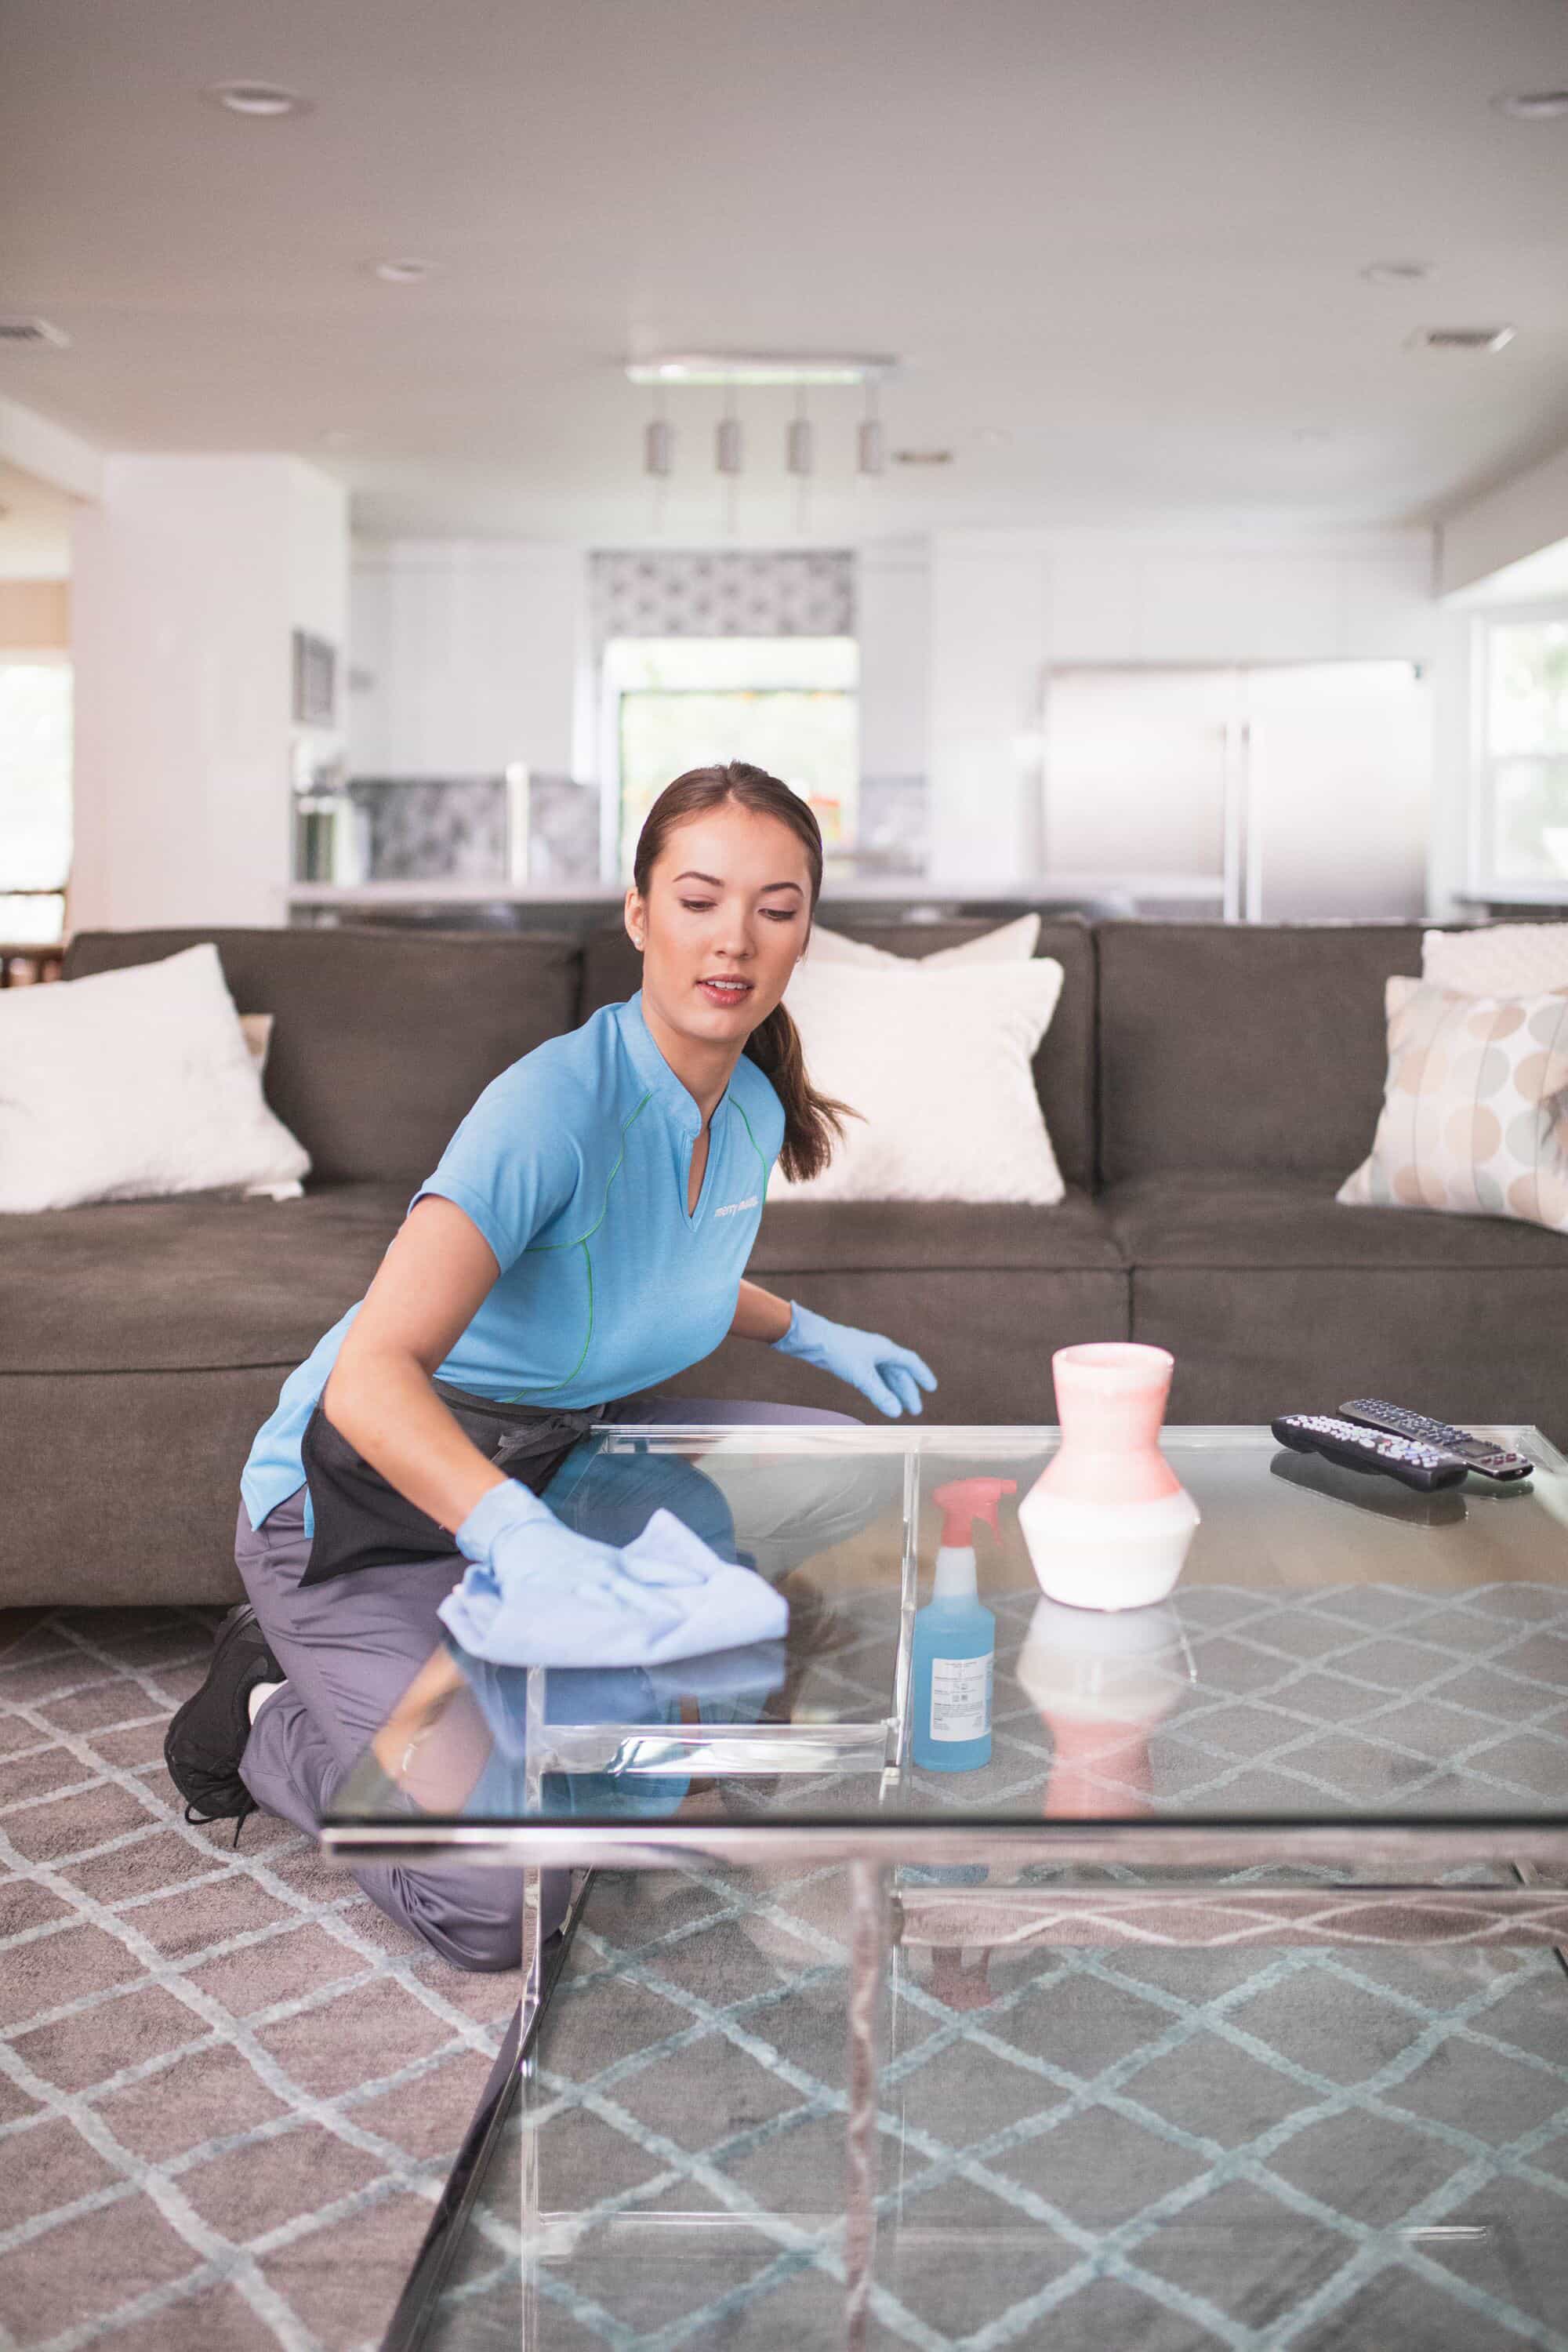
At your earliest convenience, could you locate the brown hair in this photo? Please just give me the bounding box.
[632,760,859,1183]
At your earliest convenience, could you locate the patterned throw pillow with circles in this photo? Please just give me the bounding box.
[1338,977,1568,1232]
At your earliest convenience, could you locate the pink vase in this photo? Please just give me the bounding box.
[1018,1342,1200,1610]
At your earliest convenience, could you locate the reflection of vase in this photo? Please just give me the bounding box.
[1016,1596,1186,1816]
[1019,1342,1200,1610]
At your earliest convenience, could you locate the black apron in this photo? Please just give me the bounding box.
[298,1379,608,1588]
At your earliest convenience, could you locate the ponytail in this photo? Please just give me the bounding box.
[742,995,860,1185]
[631,760,860,1184]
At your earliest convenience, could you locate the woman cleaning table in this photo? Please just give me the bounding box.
[164,760,937,1969]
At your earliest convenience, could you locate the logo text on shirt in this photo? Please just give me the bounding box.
[713,1195,760,1218]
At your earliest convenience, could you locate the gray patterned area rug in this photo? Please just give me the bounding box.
[0,1608,519,2351]
[6,1610,1568,2352]
[430,1873,1568,2352]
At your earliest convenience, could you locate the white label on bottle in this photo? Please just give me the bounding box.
[929,1655,991,1743]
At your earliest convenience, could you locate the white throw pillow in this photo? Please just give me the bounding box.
[0,944,310,1213]
[804,911,1041,971]
[778,956,1065,1203]
[1424,924,1568,996]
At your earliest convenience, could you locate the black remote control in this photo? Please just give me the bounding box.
[1338,1400,1533,1484]
[1271,1414,1469,1492]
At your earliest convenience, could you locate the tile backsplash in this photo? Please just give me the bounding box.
[347,774,600,884]
[349,777,506,881]
[335,770,926,887]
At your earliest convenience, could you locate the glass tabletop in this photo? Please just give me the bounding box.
[325,1424,1568,1848]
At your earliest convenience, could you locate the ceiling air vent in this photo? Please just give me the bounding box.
[1410,325,1515,353]
[0,317,69,347]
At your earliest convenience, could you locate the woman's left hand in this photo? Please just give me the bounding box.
[771,1301,938,1418]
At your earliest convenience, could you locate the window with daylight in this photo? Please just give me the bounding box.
[604,637,858,881]
[1472,612,1568,892]
[0,658,72,943]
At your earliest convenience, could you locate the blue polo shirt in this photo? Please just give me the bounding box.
[239,991,784,1537]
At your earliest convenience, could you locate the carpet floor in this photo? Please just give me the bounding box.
[5,1609,1568,2352]
[0,1607,519,2351]
[429,1868,1568,2350]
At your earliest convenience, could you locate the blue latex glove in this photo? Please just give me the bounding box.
[771,1300,938,1418]
[439,1479,787,1668]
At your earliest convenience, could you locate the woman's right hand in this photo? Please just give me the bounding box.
[454,1479,705,1613]
[443,1478,778,1668]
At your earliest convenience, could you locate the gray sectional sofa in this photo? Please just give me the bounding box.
[5,915,1565,1606]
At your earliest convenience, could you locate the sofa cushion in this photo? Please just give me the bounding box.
[750,1189,1123,1273]
[62,927,582,1185]
[0,1181,409,1374]
[1128,1259,1568,1446]
[1104,1174,1568,1269]
[1095,920,1427,1184]
[626,1267,1131,1428]
[579,913,1098,1190]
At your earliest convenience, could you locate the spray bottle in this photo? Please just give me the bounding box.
[912,1476,1016,1772]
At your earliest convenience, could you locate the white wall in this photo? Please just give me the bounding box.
[924,527,1437,887]
[1439,442,1568,597]
[71,454,349,931]
[348,539,584,779]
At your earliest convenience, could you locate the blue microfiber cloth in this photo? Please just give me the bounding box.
[437,1503,788,1669]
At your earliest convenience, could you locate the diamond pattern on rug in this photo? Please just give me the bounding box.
[0,1609,519,2351]
[427,1864,1568,2351]
[9,1590,1568,2350]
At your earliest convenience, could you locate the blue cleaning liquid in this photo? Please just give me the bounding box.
[912,1584,995,1773]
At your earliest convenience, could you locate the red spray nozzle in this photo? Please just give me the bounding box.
[932,1476,1017,1548]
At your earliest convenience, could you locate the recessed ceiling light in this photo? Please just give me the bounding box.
[205,81,310,118]
[973,427,1012,448]
[1360,260,1432,285]
[625,353,895,387]
[1409,325,1516,353]
[1491,89,1568,120]
[371,258,436,284]
[892,448,953,466]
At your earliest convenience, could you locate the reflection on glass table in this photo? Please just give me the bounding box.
[324,1424,1568,2352]
[343,1424,1568,1836]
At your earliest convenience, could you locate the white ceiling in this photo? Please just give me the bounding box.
[2,0,1567,546]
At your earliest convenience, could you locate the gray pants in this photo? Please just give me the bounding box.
[236,1393,864,1972]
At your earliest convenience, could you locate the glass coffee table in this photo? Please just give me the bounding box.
[321,1423,1568,2350]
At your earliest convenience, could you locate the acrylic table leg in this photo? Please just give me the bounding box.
[520,1867,543,2352]
[844,1858,887,2352]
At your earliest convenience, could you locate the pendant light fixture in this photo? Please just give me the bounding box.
[642,416,673,477]
[626,354,897,527]
[642,387,673,533]
[786,386,814,478]
[857,378,884,475]
[644,419,671,535]
[786,387,814,532]
[716,385,742,535]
